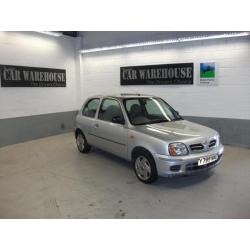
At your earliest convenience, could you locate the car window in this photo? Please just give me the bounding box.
[124,97,182,125]
[82,98,100,118]
[144,99,162,116]
[98,98,124,123]
[125,99,140,113]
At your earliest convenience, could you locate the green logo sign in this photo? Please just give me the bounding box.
[200,63,215,78]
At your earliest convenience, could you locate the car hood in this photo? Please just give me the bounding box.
[134,119,218,143]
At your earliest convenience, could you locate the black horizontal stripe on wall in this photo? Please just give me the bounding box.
[0,112,249,148]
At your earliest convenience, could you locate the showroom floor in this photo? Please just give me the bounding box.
[0,132,249,219]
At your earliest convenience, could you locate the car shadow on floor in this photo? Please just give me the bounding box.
[89,147,214,189]
[153,172,213,189]
[90,147,132,170]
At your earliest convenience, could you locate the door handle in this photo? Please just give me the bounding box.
[94,123,99,128]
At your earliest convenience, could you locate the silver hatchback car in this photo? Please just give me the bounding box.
[75,94,224,183]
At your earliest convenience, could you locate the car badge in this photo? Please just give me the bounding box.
[203,140,209,149]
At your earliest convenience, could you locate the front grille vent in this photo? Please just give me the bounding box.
[209,139,216,148]
[190,139,217,152]
[190,143,204,151]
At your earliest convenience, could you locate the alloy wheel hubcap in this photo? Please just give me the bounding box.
[76,134,85,151]
[135,156,151,181]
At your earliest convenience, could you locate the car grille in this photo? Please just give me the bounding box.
[189,139,217,152]
[190,143,204,151]
[209,139,216,147]
[186,154,222,171]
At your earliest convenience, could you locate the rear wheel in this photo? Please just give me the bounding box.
[76,131,91,153]
[133,149,158,184]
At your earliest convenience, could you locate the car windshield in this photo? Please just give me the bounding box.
[123,97,183,125]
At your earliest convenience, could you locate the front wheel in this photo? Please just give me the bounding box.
[76,131,91,153]
[133,150,158,184]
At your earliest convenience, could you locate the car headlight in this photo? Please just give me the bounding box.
[168,142,188,156]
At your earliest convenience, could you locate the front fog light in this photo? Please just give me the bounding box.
[168,142,188,156]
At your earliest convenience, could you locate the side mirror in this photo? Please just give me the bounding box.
[175,110,180,115]
[111,116,125,125]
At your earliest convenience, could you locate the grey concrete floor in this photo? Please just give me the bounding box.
[0,132,249,219]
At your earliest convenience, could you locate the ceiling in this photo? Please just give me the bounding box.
[61,31,79,37]
[79,31,230,49]
[59,31,244,49]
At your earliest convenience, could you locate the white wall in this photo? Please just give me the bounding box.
[1,33,249,120]
[0,32,81,119]
[81,37,250,120]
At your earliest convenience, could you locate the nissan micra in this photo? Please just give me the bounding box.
[75,94,224,183]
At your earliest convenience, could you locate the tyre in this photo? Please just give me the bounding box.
[76,131,91,153]
[132,149,158,184]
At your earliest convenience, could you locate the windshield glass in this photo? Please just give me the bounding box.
[123,97,183,125]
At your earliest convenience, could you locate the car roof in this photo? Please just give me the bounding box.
[89,94,155,100]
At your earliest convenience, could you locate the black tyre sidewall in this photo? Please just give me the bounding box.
[76,131,91,153]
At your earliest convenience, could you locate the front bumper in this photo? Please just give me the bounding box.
[154,144,224,177]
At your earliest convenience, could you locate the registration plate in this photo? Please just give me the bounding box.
[198,155,218,166]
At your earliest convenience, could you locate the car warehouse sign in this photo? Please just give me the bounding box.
[0,65,66,87]
[120,63,193,85]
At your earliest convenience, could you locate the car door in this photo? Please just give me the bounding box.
[78,97,101,145]
[92,98,128,159]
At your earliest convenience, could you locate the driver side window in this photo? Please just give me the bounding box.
[82,98,100,118]
[98,98,125,124]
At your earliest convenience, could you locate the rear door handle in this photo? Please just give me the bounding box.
[94,123,99,128]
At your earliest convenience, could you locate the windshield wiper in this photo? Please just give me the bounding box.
[171,117,184,121]
[133,119,169,125]
[148,119,169,124]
